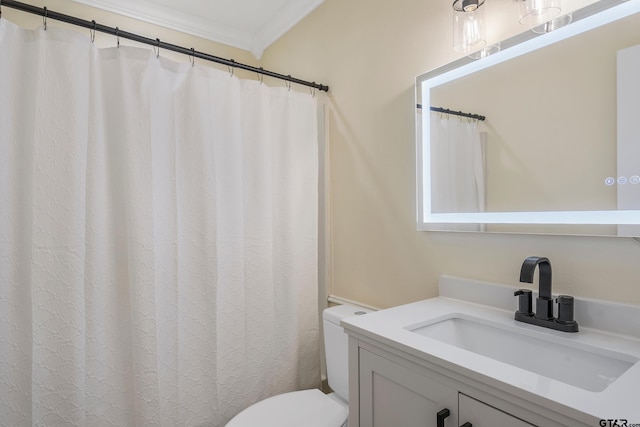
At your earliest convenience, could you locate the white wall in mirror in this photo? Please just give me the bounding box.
[617,43,640,236]
[417,0,640,236]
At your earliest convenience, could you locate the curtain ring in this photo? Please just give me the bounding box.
[43,7,48,31]
[190,48,195,67]
[257,67,264,85]
[286,75,292,91]
[90,20,96,43]
[115,27,120,48]
[155,38,161,58]
[228,59,235,77]
[309,84,316,98]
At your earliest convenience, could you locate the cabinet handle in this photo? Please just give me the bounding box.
[437,408,450,427]
[460,423,473,427]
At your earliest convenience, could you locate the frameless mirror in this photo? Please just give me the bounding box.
[416,0,640,236]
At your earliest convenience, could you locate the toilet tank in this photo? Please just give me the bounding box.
[322,304,372,402]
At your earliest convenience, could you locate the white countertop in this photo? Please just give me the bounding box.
[341,275,640,423]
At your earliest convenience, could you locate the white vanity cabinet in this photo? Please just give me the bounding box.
[349,339,584,427]
[358,348,458,427]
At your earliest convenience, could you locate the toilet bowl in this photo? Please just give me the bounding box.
[225,303,372,427]
[224,389,347,427]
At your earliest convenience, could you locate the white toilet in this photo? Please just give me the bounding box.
[226,303,371,427]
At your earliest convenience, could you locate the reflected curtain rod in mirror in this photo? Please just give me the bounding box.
[416,0,640,237]
[417,105,487,121]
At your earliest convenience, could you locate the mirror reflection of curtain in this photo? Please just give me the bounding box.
[430,112,486,230]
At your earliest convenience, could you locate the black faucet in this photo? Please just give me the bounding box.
[514,256,579,333]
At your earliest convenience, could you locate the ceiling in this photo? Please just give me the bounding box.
[69,0,325,58]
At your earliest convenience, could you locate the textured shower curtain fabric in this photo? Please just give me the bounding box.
[0,20,319,426]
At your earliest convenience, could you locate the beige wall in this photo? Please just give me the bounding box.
[262,0,640,308]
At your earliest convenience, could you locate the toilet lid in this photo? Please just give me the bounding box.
[226,389,348,427]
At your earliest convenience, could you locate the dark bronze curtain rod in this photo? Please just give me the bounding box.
[0,0,329,93]
[417,104,486,121]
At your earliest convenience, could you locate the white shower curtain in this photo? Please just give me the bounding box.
[0,20,319,426]
[430,111,486,231]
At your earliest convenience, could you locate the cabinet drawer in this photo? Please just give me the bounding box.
[459,393,536,427]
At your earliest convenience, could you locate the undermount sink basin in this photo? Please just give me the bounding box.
[407,315,639,392]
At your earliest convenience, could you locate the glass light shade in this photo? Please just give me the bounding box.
[468,42,501,59]
[532,13,572,33]
[519,0,562,26]
[453,6,487,53]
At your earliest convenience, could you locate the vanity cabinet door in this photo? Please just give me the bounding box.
[359,348,458,427]
[458,393,536,427]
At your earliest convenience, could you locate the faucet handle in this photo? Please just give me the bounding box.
[514,289,533,316]
[556,295,575,322]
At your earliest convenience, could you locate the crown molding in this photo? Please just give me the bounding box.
[250,0,325,58]
[69,0,324,59]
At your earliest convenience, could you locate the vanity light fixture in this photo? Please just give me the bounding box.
[519,0,562,26]
[457,0,482,12]
[453,0,487,53]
